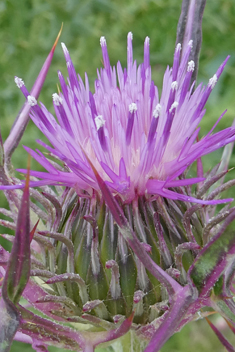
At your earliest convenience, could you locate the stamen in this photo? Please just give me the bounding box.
[100,36,111,73]
[52,93,63,106]
[188,40,193,48]
[14,77,24,88]
[148,107,159,144]
[129,102,137,113]
[169,101,178,113]
[126,103,137,145]
[208,74,217,89]
[95,115,105,130]
[128,32,133,40]
[61,42,69,56]
[187,60,195,72]
[153,104,161,118]
[172,43,181,80]
[144,36,150,69]
[176,43,181,52]
[127,32,133,76]
[100,36,106,47]
[27,95,37,106]
[145,36,150,46]
[171,81,178,91]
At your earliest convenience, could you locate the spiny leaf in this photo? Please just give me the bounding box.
[0,160,30,351]
[2,159,30,304]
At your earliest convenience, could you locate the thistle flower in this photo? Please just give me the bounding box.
[8,36,235,205]
[1,4,235,352]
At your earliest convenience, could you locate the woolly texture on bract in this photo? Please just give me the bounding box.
[13,33,235,204]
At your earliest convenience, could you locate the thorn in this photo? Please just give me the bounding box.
[224,318,235,334]
[52,23,63,54]
[30,219,40,243]
[127,311,135,323]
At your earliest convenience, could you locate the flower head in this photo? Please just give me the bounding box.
[12,33,234,205]
[1,28,235,352]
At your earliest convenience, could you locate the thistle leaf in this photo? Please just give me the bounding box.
[2,162,30,304]
[0,164,30,350]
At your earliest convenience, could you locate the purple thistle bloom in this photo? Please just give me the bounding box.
[9,33,234,205]
[1,3,235,351]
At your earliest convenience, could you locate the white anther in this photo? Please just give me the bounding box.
[129,102,137,113]
[128,32,133,40]
[188,40,193,48]
[169,101,178,113]
[145,36,150,46]
[176,43,181,52]
[208,74,217,89]
[100,36,106,47]
[61,42,69,56]
[153,104,162,118]
[52,93,63,106]
[14,77,24,88]
[27,95,37,106]
[95,115,105,130]
[187,60,195,72]
[171,81,178,91]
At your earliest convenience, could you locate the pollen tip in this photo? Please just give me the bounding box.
[187,60,195,72]
[95,115,105,130]
[171,81,178,91]
[176,43,181,51]
[128,32,133,40]
[188,40,193,48]
[61,42,68,53]
[208,74,217,89]
[15,77,24,88]
[145,36,150,46]
[100,36,106,47]
[169,101,178,113]
[27,95,37,106]
[153,103,162,118]
[52,93,63,106]
[129,102,137,113]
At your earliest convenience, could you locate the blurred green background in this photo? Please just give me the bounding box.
[0,0,235,351]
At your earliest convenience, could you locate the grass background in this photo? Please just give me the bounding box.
[0,0,235,350]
